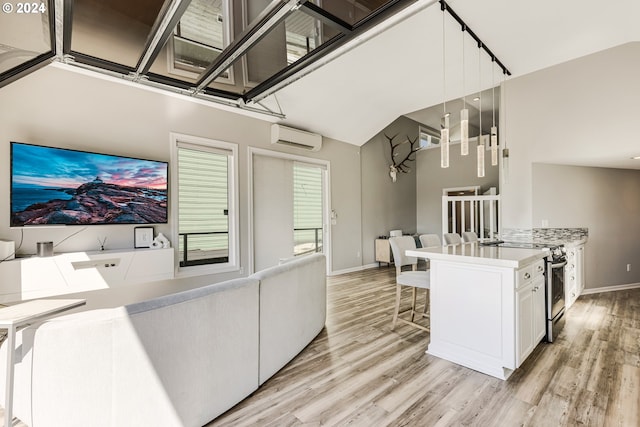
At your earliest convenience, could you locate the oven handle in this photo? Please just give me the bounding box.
[549,260,567,269]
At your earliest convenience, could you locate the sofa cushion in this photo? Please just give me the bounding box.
[252,253,326,384]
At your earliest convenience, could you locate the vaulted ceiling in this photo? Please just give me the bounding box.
[269,0,640,146]
[2,0,639,160]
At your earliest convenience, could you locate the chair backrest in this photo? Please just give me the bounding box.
[443,233,462,245]
[419,234,442,248]
[461,231,478,242]
[388,236,418,270]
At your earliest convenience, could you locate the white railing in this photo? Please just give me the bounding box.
[442,194,500,240]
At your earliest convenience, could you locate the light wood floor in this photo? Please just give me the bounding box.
[209,266,640,427]
[3,267,638,426]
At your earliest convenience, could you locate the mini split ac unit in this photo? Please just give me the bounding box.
[271,124,322,152]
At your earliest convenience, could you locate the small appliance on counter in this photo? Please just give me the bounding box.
[36,241,54,257]
[0,239,15,260]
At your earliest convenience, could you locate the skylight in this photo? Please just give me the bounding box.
[0,0,417,116]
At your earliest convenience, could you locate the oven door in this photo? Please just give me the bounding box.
[547,259,567,319]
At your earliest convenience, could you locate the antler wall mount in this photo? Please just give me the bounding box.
[385,133,421,182]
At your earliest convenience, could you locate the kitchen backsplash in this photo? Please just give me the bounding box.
[501,228,588,243]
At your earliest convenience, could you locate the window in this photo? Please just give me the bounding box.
[171,134,238,274]
[170,0,230,80]
[293,162,325,256]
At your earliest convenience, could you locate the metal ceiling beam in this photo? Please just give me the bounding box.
[134,0,192,77]
[439,0,511,76]
[193,0,304,93]
[62,0,73,54]
[299,2,353,34]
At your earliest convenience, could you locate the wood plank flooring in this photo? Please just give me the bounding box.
[2,266,639,426]
[209,267,640,427]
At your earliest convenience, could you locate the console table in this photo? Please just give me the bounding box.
[0,299,86,427]
[0,248,173,303]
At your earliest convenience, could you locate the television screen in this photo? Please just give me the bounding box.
[10,142,168,226]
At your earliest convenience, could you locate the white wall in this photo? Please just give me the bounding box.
[501,42,640,229]
[416,142,499,238]
[532,164,640,289]
[360,116,417,266]
[501,42,640,291]
[0,64,363,278]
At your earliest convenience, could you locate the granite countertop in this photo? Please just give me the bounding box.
[406,243,549,269]
[561,238,588,247]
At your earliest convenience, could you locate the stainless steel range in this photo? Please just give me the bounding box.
[480,240,567,342]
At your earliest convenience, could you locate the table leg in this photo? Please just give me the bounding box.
[4,327,15,427]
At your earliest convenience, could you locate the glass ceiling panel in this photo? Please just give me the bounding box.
[214,8,340,89]
[148,0,232,85]
[0,4,53,75]
[70,0,166,68]
[311,0,394,26]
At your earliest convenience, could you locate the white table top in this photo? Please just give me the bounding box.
[0,299,86,327]
[406,243,549,269]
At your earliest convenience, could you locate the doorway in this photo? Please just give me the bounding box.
[249,148,331,274]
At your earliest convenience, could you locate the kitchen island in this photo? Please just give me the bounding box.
[406,243,549,380]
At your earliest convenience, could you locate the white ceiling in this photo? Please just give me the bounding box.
[263,0,640,155]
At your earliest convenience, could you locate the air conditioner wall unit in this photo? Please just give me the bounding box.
[271,124,322,151]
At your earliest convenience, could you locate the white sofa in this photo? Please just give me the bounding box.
[0,253,326,427]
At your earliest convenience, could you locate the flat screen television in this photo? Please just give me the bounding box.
[10,142,168,226]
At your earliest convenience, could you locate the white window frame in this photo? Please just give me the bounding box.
[170,132,240,277]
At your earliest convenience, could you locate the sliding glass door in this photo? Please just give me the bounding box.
[252,150,328,272]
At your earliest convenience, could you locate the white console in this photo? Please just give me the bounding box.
[0,248,174,303]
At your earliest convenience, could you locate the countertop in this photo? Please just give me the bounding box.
[406,243,549,269]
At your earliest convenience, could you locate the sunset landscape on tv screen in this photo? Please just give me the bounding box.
[11,142,168,226]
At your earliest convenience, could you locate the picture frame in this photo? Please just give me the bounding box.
[134,226,154,249]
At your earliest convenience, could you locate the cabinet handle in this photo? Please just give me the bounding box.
[524,272,531,280]
[537,265,544,272]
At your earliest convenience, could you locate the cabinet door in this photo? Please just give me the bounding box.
[375,239,392,263]
[516,282,534,367]
[533,276,546,343]
[576,245,585,293]
[565,250,578,308]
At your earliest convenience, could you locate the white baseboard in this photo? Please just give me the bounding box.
[329,263,381,276]
[581,282,640,295]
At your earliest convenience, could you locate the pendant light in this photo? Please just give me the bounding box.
[501,69,509,182]
[460,25,469,156]
[490,58,498,166]
[477,42,485,178]
[440,3,449,168]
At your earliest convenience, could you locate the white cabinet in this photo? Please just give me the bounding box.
[515,259,546,366]
[533,277,546,343]
[0,248,174,303]
[576,244,585,294]
[516,282,535,363]
[374,239,392,266]
[565,242,585,308]
[424,252,548,380]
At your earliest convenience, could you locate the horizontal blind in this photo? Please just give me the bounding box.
[178,146,229,252]
[293,163,323,254]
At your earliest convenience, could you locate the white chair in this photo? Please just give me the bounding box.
[443,233,462,245]
[388,236,430,332]
[461,231,478,243]
[419,234,442,248]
